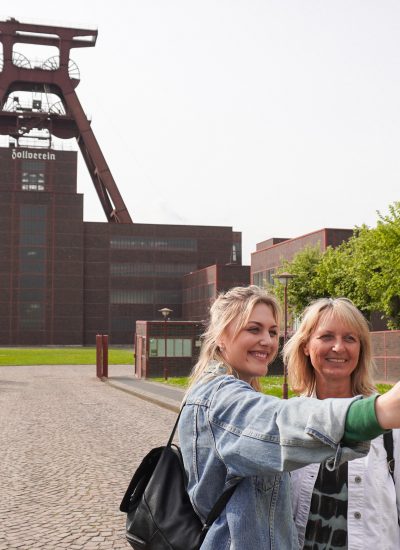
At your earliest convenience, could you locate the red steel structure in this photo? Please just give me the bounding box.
[0,17,132,223]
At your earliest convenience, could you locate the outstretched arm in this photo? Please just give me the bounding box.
[375,381,400,430]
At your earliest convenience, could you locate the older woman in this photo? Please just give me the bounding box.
[284,297,400,550]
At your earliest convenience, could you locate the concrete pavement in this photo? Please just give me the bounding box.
[0,364,180,549]
[105,373,184,413]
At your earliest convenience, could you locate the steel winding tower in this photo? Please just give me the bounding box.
[0,18,132,223]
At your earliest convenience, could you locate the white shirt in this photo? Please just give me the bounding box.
[290,432,400,550]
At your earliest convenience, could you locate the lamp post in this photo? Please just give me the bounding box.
[158,307,173,380]
[273,272,295,399]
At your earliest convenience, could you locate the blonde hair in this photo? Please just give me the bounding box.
[187,285,281,393]
[284,297,376,396]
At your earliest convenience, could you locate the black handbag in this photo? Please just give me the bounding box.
[120,407,237,550]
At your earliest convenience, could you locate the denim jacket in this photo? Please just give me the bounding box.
[178,373,370,549]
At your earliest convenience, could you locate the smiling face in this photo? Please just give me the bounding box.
[219,302,279,383]
[304,312,361,394]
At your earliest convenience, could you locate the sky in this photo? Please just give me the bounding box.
[1,1,400,263]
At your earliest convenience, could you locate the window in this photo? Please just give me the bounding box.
[110,289,182,304]
[110,262,197,277]
[19,302,45,329]
[21,160,45,191]
[185,283,215,302]
[19,206,47,246]
[149,338,192,357]
[110,236,197,251]
[18,205,47,330]
[253,269,275,287]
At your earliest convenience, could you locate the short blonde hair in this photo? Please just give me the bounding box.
[188,285,281,393]
[284,297,376,396]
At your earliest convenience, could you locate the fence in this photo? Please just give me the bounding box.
[371,330,400,383]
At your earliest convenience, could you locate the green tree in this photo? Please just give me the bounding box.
[313,227,374,318]
[366,203,400,327]
[272,245,324,316]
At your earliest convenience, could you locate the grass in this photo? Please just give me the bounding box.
[0,349,393,397]
[153,376,392,397]
[0,347,134,366]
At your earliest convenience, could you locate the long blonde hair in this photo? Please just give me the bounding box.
[284,297,376,396]
[187,285,281,393]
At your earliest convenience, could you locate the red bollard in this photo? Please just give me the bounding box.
[96,334,103,378]
[102,334,109,378]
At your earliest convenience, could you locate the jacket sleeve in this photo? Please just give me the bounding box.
[208,377,370,478]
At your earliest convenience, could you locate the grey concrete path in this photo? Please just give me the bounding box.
[105,373,184,413]
[0,364,178,550]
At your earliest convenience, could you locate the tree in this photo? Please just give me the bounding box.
[272,245,324,316]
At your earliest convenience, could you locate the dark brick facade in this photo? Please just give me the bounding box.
[0,147,84,345]
[183,264,250,321]
[0,145,242,345]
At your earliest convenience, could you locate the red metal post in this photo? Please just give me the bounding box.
[282,284,289,400]
[163,320,168,380]
[383,331,387,381]
[102,334,109,378]
[96,334,103,378]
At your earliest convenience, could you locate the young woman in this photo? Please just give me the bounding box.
[178,286,400,549]
[285,297,400,549]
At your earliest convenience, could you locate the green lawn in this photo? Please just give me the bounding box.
[153,376,392,398]
[0,347,134,366]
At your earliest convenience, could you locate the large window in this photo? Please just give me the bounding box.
[149,338,192,357]
[184,283,215,302]
[18,204,47,329]
[110,236,197,251]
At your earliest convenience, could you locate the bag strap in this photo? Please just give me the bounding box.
[383,430,395,481]
[167,407,183,447]
[383,430,400,527]
[203,483,237,530]
[174,403,239,534]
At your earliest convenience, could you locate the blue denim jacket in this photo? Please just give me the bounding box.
[178,374,370,549]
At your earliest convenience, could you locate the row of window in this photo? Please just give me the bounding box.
[110,262,197,278]
[183,283,215,303]
[110,236,198,251]
[110,289,182,305]
[149,338,192,357]
[252,269,276,287]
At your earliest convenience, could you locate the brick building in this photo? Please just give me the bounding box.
[251,228,353,288]
[0,145,243,345]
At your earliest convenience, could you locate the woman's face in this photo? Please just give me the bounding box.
[220,303,279,383]
[303,313,361,386]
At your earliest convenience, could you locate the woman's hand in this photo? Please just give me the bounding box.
[375,381,400,429]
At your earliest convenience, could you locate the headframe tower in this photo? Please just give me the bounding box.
[0,17,132,223]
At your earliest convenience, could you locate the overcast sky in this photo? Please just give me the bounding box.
[2,2,400,263]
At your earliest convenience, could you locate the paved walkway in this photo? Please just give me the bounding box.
[0,365,180,549]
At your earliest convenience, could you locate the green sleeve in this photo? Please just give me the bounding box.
[343,394,386,444]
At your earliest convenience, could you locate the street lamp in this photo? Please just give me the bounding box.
[273,272,295,399]
[158,307,173,380]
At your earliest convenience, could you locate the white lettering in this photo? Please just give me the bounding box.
[11,149,56,161]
